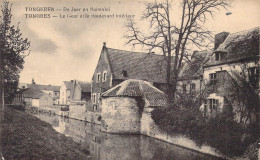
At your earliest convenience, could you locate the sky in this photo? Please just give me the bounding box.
[4,0,260,86]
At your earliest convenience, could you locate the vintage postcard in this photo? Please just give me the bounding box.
[0,0,259,159]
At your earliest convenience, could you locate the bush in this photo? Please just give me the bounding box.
[151,106,206,145]
[151,105,258,157]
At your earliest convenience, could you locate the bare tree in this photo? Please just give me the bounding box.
[125,0,230,104]
[229,64,259,124]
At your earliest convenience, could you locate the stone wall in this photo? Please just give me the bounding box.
[140,107,223,158]
[69,104,87,121]
[101,97,141,133]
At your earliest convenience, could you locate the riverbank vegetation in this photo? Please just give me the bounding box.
[151,91,258,159]
[152,105,258,159]
[0,107,90,160]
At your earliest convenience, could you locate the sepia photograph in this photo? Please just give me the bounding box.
[0,0,259,159]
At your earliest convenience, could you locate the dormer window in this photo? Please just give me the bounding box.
[102,71,107,82]
[122,70,128,77]
[97,73,101,82]
[215,51,226,61]
[215,52,220,61]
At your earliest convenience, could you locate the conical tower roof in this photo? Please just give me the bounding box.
[102,79,167,107]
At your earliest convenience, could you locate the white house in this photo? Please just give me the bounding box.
[60,81,73,105]
[32,93,53,108]
[200,27,259,121]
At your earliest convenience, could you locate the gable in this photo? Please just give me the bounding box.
[92,47,112,82]
[179,50,212,80]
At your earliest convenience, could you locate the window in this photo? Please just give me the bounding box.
[204,99,219,116]
[215,52,220,61]
[110,101,118,110]
[208,99,219,112]
[96,73,101,82]
[182,84,187,92]
[248,67,259,88]
[215,52,226,61]
[92,93,96,104]
[102,71,107,82]
[190,83,196,90]
[93,105,98,111]
[209,73,217,85]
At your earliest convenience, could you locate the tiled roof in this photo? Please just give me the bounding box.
[179,50,212,79]
[23,84,60,92]
[205,27,259,67]
[102,79,167,107]
[106,48,173,83]
[78,81,91,92]
[64,81,72,90]
[22,87,44,98]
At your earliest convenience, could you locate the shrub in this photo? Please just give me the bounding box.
[151,105,257,157]
[151,106,206,145]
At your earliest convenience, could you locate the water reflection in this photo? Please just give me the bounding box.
[31,112,223,160]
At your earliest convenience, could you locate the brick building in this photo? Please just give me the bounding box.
[90,42,172,112]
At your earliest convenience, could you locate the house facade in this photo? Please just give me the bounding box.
[59,81,72,105]
[200,27,259,122]
[178,50,212,95]
[91,42,172,112]
[32,93,53,107]
[70,80,91,103]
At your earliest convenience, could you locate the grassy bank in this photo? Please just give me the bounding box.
[0,107,90,160]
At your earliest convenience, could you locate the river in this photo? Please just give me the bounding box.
[29,112,223,160]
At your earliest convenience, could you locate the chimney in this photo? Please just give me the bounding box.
[103,42,106,47]
[191,50,198,59]
[32,78,35,84]
[214,32,229,50]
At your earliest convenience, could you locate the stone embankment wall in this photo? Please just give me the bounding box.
[140,108,224,158]
[69,104,86,121]
[101,97,141,133]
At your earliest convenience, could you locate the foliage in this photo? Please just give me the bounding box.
[228,64,259,124]
[0,1,30,103]
[151,99,258,157]
[152,106,206,145]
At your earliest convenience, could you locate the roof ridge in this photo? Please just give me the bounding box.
[107,47,147,54]
[216,26,259,51]
[229,26,259,36]
[107,47,164,57]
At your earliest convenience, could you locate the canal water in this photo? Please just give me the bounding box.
[29,112,223,160]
